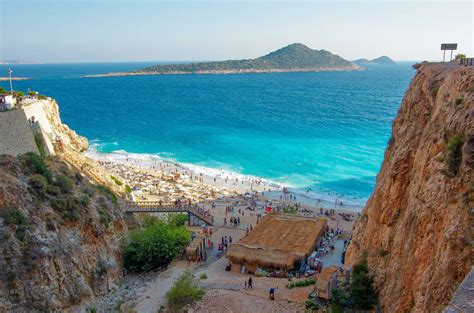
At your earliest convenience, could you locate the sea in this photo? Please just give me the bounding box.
[0,62,416,210]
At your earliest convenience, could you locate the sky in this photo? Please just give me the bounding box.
[0,0,472,63]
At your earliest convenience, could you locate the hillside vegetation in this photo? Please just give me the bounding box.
[139,43,358,74]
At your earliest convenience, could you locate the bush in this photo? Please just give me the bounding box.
[96,185,117,204]
[199,273,207,280]
[98,208,112,228]
[2,208,28,226]
[46,184,60,196]
[55,175,73,193]
[125,184,132,193]
[286,278,316,289]
[445,134,464,175]
[1,209,29,241]
[21,152,52,183]
[304,300,320,311]
[350,258,378,310]
[123,217,190,272]
[166,271,204,311]
[455,96,464,106]
[30,174,48,194]
[110,176,123,186]
[34,132,47,158]
[167,213,188,227]
[282,205,297,214]
[78,195,90,207]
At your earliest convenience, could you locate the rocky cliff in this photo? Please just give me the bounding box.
[0,154,135,311]
[345,63,473,312]
[0,98,136,311]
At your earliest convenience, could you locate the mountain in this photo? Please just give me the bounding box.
[135,43,359,75]
[345,63,473,312]
[354,56,396,65]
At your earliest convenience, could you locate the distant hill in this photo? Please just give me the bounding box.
[354,56,396,65]
[136,43,359,74]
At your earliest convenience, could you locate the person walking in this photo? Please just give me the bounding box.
[248,276,253,289]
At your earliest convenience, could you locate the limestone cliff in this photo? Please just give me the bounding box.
[345,63,473,312]
[22,98,88,154]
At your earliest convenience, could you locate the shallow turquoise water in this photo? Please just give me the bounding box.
[0,62,415,207]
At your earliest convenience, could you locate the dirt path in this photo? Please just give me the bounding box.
[132,262,188,313]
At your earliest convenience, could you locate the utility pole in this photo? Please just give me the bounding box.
[8,68,13,95]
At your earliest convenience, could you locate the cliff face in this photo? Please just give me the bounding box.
[346,63,473,312]
[0,155,134,311]
[22,98,88,154]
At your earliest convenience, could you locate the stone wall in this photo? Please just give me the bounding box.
[0,109,38,156]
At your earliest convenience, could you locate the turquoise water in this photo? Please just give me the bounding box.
[0,63,415,207]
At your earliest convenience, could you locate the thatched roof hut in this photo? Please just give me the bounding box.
[227,214,327,272]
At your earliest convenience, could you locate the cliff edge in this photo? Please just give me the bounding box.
[345,63,473,312]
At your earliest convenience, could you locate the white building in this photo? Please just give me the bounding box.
[0,94,17,110]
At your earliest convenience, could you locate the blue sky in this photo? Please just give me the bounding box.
[1,0,472,63]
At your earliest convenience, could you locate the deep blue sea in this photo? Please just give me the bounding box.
[0,62,415,208]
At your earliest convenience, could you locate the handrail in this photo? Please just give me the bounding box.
[124,201,214,225]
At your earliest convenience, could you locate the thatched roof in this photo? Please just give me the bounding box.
[227,214,327,269]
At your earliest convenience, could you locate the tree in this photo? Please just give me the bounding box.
[350,257,378,310]
[123,217,190,272]
[455,53,466,59]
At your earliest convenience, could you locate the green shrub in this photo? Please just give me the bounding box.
[34,132,47,158]
[55,175,73,193]
[0,87,6,93]
[98,208,112,228]
[304,300,320,311]
[350,257,378,310]
[166,271,204,311]
[110,176,123,186]
[199,273,207,280]
[75,172,83,182]
[123,217,190,272]
[38,95,47,100]
[62,207,80,221]
[455,96,464,106]
[2,208,28,226]
[282,205,297,214]
[286,278,316,289]
[1,209,29,242]
[29,174,48,193]
[78,195,90,207]
[46,184,60,196]
[125,184,132,193]
[445,134,464,175]
[379,249,389,257]
[21,152,52,183]
[96,185,117,204]
[167,213,188,227]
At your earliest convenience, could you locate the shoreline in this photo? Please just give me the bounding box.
[86,148,365,212]
[82,66,362,78]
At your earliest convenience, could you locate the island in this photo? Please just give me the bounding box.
[353,56,396,65]
[84,43,360,77]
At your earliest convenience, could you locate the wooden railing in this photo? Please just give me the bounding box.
[124,201,214,225]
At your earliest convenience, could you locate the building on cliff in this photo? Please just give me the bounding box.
[345,63,473,312]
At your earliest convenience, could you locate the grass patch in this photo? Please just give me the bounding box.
[166,271,204,311]
[286,278,316,289]
[445,133,464,175]
[111,175,123,186]
[96,184,118,204]
[125,184,132,193]
[20,152,52,183]
[199,273,207,280]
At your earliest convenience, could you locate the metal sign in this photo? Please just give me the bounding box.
[440,43,458,62]
[441,43,458,51]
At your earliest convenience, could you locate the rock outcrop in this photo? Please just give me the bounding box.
[345,63,473,312]
[0,155,134,311]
